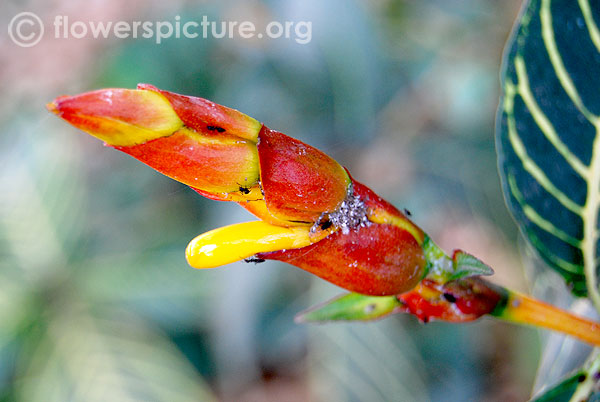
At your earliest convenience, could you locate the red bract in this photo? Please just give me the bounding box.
[261,222,424,295]
[114,130,259,193]
[138,83,261,141]
[257,126,351,223]
[258,181,425,295]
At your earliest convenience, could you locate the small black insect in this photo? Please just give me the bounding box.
[244,257,265,264]
[320,220,333,230]
[206,125,226,133]
[442,293,457,303]
[403,208,412,217]
[239,185,251,194]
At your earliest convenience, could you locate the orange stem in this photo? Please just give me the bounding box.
[493,291,600,346]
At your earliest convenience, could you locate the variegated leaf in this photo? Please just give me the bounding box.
[497,0,600,298]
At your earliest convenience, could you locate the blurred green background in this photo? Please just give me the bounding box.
[1,0,582,400]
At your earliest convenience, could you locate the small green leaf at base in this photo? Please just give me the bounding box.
[295,293,401,323]
[449,251,494,281]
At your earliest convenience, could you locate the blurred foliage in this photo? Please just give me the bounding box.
[1,0,576,400]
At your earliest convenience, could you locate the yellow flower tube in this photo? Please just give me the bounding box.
[185,221,313,268]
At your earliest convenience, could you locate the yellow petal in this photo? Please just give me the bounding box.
[186,221,313,269]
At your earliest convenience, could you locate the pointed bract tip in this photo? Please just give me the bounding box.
[48,88,183,147]
[46,101,59,115]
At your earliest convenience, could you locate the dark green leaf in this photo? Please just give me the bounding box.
[530,351,600,402]
[496,0,600,298]
[530,370,586,401]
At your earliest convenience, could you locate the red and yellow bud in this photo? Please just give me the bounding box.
[48,84,426,296]
[397,278,504,323]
